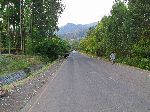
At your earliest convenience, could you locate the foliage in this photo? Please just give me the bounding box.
[0,0,71,64]
[71,40,80,50]
[34,37,71,61]
[0,55,43,76]
[80,0,150,70]
[132,38,150,58]
[0,0,65,55]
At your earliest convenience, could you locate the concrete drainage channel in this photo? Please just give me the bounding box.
[0,64,43,85]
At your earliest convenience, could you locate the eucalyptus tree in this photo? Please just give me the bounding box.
[128,0,150,40]
[108,0,131,55]
[0,2,2,54]
[0,0,64,54]
[0,0,21,53]
[127,0,150,59]
[79,0,150,70]
[28,0,64,52]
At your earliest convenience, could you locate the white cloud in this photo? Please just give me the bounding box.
[58,0,114,26]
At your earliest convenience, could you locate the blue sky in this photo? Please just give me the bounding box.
[58,0,114,26]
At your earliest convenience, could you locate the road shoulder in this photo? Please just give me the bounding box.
[0,59,65,112]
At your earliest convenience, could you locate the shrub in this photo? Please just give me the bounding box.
[34,37,71,61]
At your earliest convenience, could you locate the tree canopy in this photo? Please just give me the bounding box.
[0,0,70,60]
[80,0,150,70]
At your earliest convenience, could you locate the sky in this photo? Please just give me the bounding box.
[58,0,115,26]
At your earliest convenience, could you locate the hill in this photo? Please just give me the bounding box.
[57,22,98,40]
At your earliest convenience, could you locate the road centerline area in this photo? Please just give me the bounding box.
[22,53,150,112]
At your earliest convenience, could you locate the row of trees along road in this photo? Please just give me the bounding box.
[0,0,70,60]
[80,0,150,70]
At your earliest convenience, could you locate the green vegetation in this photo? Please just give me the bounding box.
[80,0,150,70]
[70,40,80,50]
[0,55,43,76]
[0,0,64,55]
[34,37,71,61]
[2,60,58,90]
[0,0,71,76]
[0,0,69,55]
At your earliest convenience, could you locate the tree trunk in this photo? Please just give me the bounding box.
[0,8,1,55]
[20,0,23,53]
[0,29,1,55]
[7,3,11,54]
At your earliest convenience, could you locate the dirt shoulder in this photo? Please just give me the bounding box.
[0,59,65,112]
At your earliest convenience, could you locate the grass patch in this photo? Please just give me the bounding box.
[81,52,150,71]
[2,60,57,91]
[0,54,44,77]
[117,56,150,70]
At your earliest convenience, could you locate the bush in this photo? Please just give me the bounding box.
[34,37,71,61]
[118,56,150,70]
[0,55,43,76]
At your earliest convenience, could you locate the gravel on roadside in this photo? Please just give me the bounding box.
[0,59,64,112]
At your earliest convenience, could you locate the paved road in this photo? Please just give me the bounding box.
[22,53,150,112]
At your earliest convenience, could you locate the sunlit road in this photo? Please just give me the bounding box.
[22,53,150,112]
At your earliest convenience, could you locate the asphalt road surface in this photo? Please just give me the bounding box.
[22,52,150,112]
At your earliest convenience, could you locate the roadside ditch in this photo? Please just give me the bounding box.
[0,59,65,112]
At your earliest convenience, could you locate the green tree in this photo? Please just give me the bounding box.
[0,0,64,55]
[79,0,150,70]
[34,37,71,61]
[128,0,150,41]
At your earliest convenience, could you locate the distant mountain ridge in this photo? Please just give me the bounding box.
[57,22,98,40]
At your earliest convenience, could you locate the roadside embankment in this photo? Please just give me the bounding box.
[0,58,65,112]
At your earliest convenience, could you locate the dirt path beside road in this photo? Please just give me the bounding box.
[0,59,64,112]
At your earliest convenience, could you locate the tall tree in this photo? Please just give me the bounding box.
[128,0,150,40]
[0,0,64,54]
